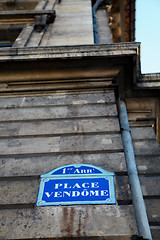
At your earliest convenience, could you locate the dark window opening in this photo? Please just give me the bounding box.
[0,1,41,47]
[0,1,38,11]
[0,27,22,47]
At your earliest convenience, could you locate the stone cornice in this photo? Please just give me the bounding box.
[1,43,159,97]
[0,42,140,59]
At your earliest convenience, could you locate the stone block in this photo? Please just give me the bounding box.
[0,104,118,121]
[0,205,137,239]
[0,152,126,177]
[0,134,123,155]
[0,118,120,137]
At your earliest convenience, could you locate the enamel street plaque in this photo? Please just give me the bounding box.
[36,164,116,206]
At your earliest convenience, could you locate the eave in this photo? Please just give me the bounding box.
[0,42,157,98]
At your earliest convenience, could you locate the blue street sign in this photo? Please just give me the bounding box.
[37,164,116,206]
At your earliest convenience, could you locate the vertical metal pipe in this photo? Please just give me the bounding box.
[92,0,101,44]
[119,100,152,240]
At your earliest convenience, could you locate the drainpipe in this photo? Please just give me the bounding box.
[92,0,101,44]
[119,100,152,240]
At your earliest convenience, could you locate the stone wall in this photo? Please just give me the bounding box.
[0,89,137,239]
[127,98,160,240]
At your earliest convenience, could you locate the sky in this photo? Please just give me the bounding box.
[136,0,160,73]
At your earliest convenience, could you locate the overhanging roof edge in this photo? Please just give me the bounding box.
[0,42,140,61]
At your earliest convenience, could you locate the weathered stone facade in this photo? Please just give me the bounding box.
[0,0,159,239]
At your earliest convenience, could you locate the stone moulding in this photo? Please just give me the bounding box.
[0,42,140,74]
